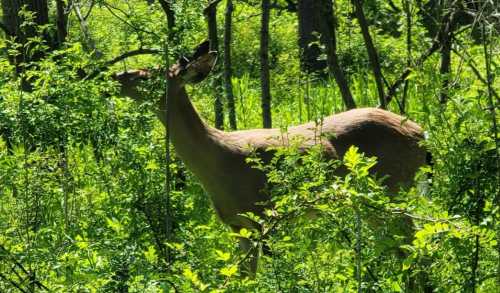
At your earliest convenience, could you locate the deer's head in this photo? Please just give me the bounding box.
[112,69,151,100]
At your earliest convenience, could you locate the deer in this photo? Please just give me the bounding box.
[113,41,428,278]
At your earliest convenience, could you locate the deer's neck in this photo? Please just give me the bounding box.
[161,79,226,177]
[115,72,233,183]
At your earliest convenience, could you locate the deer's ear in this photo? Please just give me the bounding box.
[173,41,210,74]
[191,40,211,60]
[186,50,217,84]
[171,41,217,83]
[176,41,217,84]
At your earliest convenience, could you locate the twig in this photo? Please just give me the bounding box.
[105,48,161,67]
[234,12,261,23]
[400,0,413,114]
[260,0,272,128]
[0,245,50,291]
[327,214,379,283]
[384,42,440,106]
[355,206,362,293]
[386,0,401,13]
[388,209,465,232]
[480,14,500,289]
[451,46,499,101]
[0,272,28,293]
[103,2,160,38]
[163,34,173,267]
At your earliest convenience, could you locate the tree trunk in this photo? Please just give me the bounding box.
[439,7,453,104]
[224,0,237,130]
[55,0,68,48]
[351,0,386,108]
[206,2,225,130]
[26,0,49,27]
[158,0,179,269]
[260,0,272,128]
[401,0,412,114]
[297,0,327,73]
[1,0,21,38]
[1,0,50,54]
[74,2,102,59]
[157,0,175,41]
[1,0,51,90]
[323,0,356,109]
[297,0,356,107]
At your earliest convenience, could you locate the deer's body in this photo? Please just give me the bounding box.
[114,43,427,276]
[165,86,425,231]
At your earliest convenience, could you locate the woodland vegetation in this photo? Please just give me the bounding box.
[0,0,499,292]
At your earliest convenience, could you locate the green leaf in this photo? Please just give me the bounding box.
[183,267,208,290]
[215,249,230,261]
[106,217,122,234]
[402,258,412,271]
[220,265,238,277]
[344,146,361,171]
[390,281,403,292]
[145,160,159,170]
[75,235,88,250]
[144,245,157,263]
[239,228,252,239]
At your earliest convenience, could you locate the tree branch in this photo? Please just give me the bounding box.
[0,273,28,293]
[73,2,103,58]
[83,0,96,21]
[383,42,440,106]
[103,2,160,38]
[85,48,161,79]
[386,0,401,13]
[106,48,161,67]
[384,1,461,106]
[324,0,356,109]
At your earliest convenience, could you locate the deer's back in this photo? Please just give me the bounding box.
[224,108,425,191]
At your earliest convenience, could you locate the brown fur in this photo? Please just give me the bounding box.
[115,54,426,276]
[202,108,425,228]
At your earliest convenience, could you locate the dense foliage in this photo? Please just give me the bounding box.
[0,0,498,291]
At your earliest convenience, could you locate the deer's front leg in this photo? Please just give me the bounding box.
[238,236,258,278]
[230,225,259,278]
